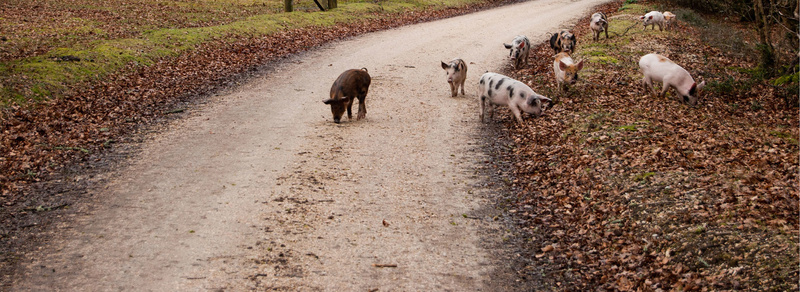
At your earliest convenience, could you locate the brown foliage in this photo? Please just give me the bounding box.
[0,0,509,286]
[0,0,510,202]
[492,1,799,290]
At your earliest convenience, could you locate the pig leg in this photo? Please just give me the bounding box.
[459,79,466,96]
[479,96,485,122]
[604,27,609,39]
[356,95,367,120]
[450,82,457,97]
[660,83,671,99]
[641,77,657,98]
[346,98,354,120]
[509,105,524,125]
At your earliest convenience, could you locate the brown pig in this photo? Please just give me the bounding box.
[553,52,585,94]
[549,30,577,54]
[323,68,371,123]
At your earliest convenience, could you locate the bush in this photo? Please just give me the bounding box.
[657,0,752,16]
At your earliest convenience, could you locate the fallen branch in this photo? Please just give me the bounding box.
[53,146,90,154]
[165,107,186,114]
[372,264,397,268]
[611,21,640,38]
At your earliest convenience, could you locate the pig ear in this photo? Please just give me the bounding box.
[441,61,448,70]
[648,15,653,20]
[576,60,585,70]
[640,15,645,20]
[697,81,706,91]
[539,96,553,103]
[504,43,512,49]
[518,42,525,49]
[323,99,334,105]
[559,60,569,71]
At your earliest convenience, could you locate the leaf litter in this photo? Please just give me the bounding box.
[486,1,798,290]
[0,0,513,286]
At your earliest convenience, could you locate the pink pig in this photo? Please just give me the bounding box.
[639,53,705,105]
[640,11,665,31]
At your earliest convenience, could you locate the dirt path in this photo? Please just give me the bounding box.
[11,0,609,290]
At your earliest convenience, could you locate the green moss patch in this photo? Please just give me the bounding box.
[1,0,481,107]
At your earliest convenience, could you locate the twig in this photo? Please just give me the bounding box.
[372,264,397,268]
[53,146,90,154]
[23,204,70,212]
[769,14,800,38]
[165,108,186,114]
[581,79,605,89]
[611,22,640,38]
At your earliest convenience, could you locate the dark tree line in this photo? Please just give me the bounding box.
[659,0,799,76]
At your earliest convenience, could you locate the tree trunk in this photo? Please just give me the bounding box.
[285,0,293,12]
[754,0,776,73]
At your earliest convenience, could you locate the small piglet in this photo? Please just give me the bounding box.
[503,35,530,69]
[553,52,585,93]
[590,12,608,41]
[639,53,705,105]
[549,30,577,54]
[323,68,371,123]
[478,72,552,124]
[663,11,676,30]
[640,11,665,31]
[441,58,468,97]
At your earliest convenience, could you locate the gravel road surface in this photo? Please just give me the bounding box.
[12,0,609,290]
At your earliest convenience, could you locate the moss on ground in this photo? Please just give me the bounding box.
[0,0,482,107]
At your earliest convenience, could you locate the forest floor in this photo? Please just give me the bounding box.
[1,0,797,290]
[487,1,799,290]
